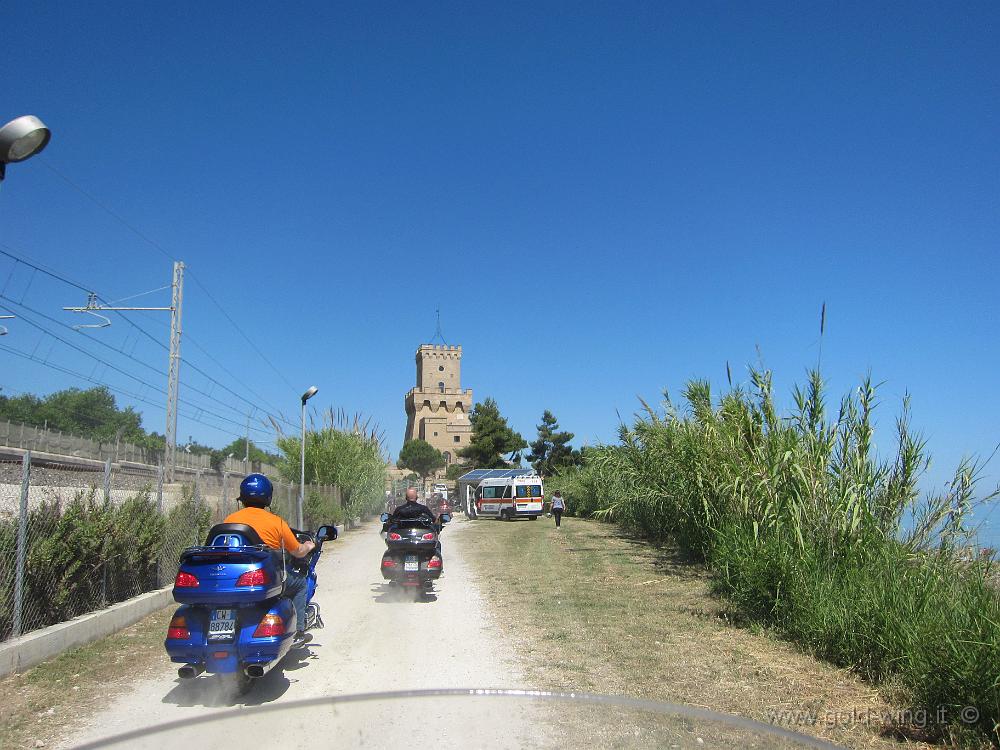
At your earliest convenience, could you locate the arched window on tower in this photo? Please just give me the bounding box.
[439,381,445,393]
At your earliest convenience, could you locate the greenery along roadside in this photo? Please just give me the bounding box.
[0,487,209,640]
[397,438,445,480]
[0,606,174,750]
[456,517,930,750]
[0,386,280,470]
[549,367,1000,747]
[275,408,386,527]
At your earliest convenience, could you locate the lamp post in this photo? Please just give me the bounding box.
[299,386,319,529]
[0,115,51,182]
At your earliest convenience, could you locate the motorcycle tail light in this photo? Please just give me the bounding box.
[253,613,285,638]
[382,558,396,568]
[236,568,270,587]
[422,533,435,540]
[428,556,442,570]
[388,532,402,541]
[174,571,199,588]
[167,615,190,640]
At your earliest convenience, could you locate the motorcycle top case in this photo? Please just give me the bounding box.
[384,522,437,551]
[172,546,284,605]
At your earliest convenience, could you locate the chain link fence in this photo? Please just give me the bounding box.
[0,418,280,475]
[0,452,341,644]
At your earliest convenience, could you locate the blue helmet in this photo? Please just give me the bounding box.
[239,473,273,507]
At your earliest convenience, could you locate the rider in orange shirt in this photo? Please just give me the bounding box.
[224,474,314,644]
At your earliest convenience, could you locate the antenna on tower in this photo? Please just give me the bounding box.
[430,308,448,345]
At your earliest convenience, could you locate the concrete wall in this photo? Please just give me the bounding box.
[0,587,173,677]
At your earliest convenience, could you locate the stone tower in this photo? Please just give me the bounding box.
[404,344,473,466]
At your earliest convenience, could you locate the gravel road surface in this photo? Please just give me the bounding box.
[62,518,539,749]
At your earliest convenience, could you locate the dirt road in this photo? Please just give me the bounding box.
[62,518,536,749]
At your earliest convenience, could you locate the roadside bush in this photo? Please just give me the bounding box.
[0,486,176,639]
[576,367,1000,743]
[277,409,386,527]
[161,487,211,563]
[304,489,345,529]
[0,476,334,642]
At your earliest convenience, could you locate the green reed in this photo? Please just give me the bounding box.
[552,368,999,744]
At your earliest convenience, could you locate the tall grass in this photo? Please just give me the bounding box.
[276,408,387,526]
[553,369,999,743]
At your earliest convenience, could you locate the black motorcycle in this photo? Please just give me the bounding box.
[379,512,451,589]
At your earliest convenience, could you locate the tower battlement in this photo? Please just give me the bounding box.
[404,343,473,468]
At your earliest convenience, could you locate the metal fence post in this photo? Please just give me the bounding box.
[102,458,112,604]
[103,458,112,503]
[12,451,31,638]
[156,464,165,513]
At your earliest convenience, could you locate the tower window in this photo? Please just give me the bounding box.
[433,432,438,437]
[454,436,460,443]
[439,365,444,371]
[439,382,445,393]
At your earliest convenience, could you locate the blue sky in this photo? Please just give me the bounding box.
[2,2,998,530]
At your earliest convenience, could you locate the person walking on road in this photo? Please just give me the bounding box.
[551,491,566,528]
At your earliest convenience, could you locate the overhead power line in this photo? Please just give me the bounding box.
[0,294,260,425]
[39,158,301,394]
[0,342,272,440]
[0,244,94,294]
[185,270,299,392]
[102,301,296,428]
[0,242,298,430]
[0,300,274,436]
[40,159,176,262]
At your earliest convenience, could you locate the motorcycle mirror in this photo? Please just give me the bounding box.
[316,524,338,541]
[380,513,389,522]
[440,513,452,524]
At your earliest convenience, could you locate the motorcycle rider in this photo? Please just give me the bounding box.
[391,487,437,523]
[385,487,444,561]
[223,473,315,645]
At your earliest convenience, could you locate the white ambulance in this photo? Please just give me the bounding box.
[472,473,544,521]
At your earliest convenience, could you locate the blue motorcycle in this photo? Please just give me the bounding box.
[164,521,337,693]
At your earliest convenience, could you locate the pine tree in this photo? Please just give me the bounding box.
[457,398,527,468]
[526,410,581,476]
[398,439,446,479]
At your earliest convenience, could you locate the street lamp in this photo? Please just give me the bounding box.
[0,116,51,182]
[299,385,319,529]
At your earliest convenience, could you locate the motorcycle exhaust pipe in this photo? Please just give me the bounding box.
[178,663,204,679]
[244,663,267,679]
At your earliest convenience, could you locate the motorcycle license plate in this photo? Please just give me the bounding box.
[208,609,236,641]
[404,556,419,572]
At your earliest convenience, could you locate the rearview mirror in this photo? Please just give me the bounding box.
[380,513,389,523]
[316,524,338,541]
[440,513,452,524]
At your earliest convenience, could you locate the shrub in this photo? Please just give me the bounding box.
[574,367,1000,743]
